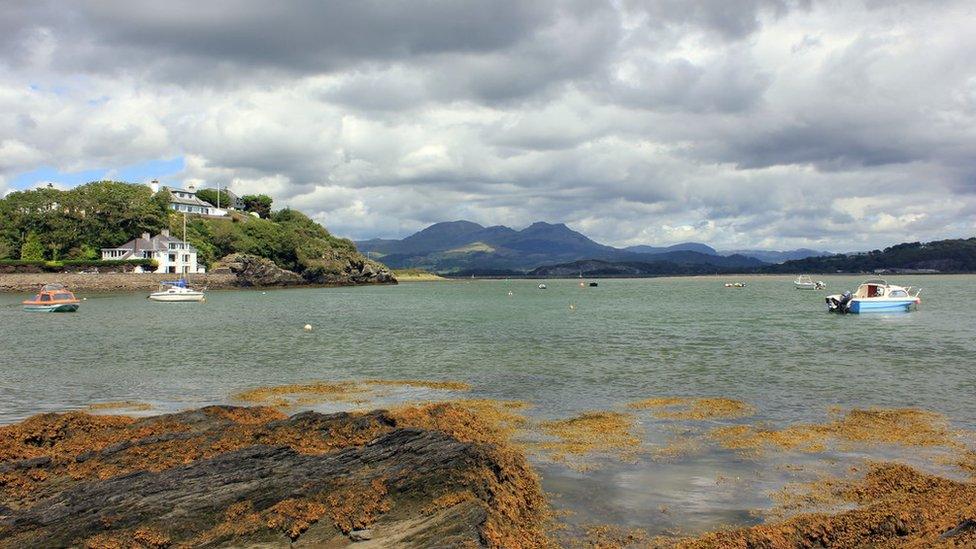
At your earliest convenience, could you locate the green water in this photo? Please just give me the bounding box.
[2,275,974,534]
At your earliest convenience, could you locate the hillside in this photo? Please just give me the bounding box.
[529,254,764,277]
[0,181,394,285]
[765,238,976,273]
[356,221,764,274]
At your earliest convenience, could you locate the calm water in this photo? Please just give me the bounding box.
[2,275,974,534]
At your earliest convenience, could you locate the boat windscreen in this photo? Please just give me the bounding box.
[54,293,74,300]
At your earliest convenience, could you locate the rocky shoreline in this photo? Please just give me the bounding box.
[0,254,397,293]
[1,401,974,548]
[0,404,549,548]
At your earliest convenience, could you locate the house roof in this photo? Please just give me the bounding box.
[102,233,197,257]
[163,186,216,208]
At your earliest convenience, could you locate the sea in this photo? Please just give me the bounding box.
[2,274,974,535]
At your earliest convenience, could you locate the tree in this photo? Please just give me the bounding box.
[20,232,45,261]
[241,194,273,218]
[0,239,11,260]
[195,188,230,209]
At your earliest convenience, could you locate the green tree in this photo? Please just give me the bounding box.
[241,194,273,218]
[0,239,11,260]
[20,232,45,260]
[195,188,230,209]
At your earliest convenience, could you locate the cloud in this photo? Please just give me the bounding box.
[1,0,975,251]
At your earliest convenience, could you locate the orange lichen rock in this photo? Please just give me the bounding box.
[628,397,755,420]
[0,403,554,548]
[232,378,471,407]
[710,407,959,456]
[265,498,329,539]
[677,462,976,548]
[326,478,391,534]
[87,401,153,412]
[537,411,642,469]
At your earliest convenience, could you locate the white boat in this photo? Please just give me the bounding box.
[148,279,206,302]
[538,283,547,289]
[825,279,920,314]
[794,275,826,290]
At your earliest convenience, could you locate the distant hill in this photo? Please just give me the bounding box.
[356,221,759,274]
[763,238,976,273]
[723,248,832,264]
[624,243,718,255]
[529,255,763,277]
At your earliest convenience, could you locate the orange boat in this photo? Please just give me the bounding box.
[22,284,81,312]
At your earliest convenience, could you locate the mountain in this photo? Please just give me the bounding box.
[624,243,718,255]
[530,254,764,277]
[763,238,976,273]
[356,221,762,274]
[724,248,832,264]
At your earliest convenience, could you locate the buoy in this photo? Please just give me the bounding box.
[569,303,576,310]
[262,291,267,295]
[303,324,313,332]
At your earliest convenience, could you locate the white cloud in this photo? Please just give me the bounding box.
[1,0,974,251]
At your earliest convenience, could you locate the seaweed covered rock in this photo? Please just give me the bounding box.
[301,252,397,285]
[212,253,305,286]
[0,405,551,548]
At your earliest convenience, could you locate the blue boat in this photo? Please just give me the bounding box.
[825,279,921,314]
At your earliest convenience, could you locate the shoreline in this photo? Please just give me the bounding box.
[1,400,973,547]
[0,272,397,294]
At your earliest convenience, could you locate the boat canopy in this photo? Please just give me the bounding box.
[161,279,189,288]
[41,283,67,291]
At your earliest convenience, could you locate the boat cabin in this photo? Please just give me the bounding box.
[853,279,911,299]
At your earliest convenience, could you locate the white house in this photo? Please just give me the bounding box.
[101,230,205,274]
[147,180,223,216]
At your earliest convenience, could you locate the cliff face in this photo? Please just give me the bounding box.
[212,253,396,287]
[0,404,551,548]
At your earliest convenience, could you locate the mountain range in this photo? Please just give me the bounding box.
[355,221,827,274]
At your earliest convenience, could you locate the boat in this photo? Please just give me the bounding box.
[725,282,746,288]
[538,283,547,290]
[588,282,598,287]
[825,279,920,314]
[794,275,826,290]
[22,284,81,312]
[148,279,206,302]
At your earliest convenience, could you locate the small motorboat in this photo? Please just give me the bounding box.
[538,283,548,290]
[22,284,81,312]
[148,279,206,302]
[725,282,746,288]
[795,275,826,290]
[588,282,598,287]
[825,279,920,314]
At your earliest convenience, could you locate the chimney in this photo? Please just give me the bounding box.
[141,232,150,241]
[186,183,196,193]
[161,229,170,238]
[149,179,159,193]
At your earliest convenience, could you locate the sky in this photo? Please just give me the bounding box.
[1,1,974,251]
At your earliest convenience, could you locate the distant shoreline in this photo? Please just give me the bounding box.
[0,272,397,294]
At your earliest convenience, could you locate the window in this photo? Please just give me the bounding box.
[169,254,176,262]
[890,290,908,297]
[183,254,190,262]
[54,293,72,300]
[40,294,51,302]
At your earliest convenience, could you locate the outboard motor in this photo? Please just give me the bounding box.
[827,291,853,313]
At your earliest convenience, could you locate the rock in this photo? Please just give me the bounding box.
[302,254,398,286]
[0,404,550,548]
[349,528,372,541]
[212,253,305,287]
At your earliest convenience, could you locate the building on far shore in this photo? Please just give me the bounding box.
[101,230,205,274]
[148,180,225,216]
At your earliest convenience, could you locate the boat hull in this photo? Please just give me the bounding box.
[849,298,918,313]
[148,292,205,302]
[23,303,79,312]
